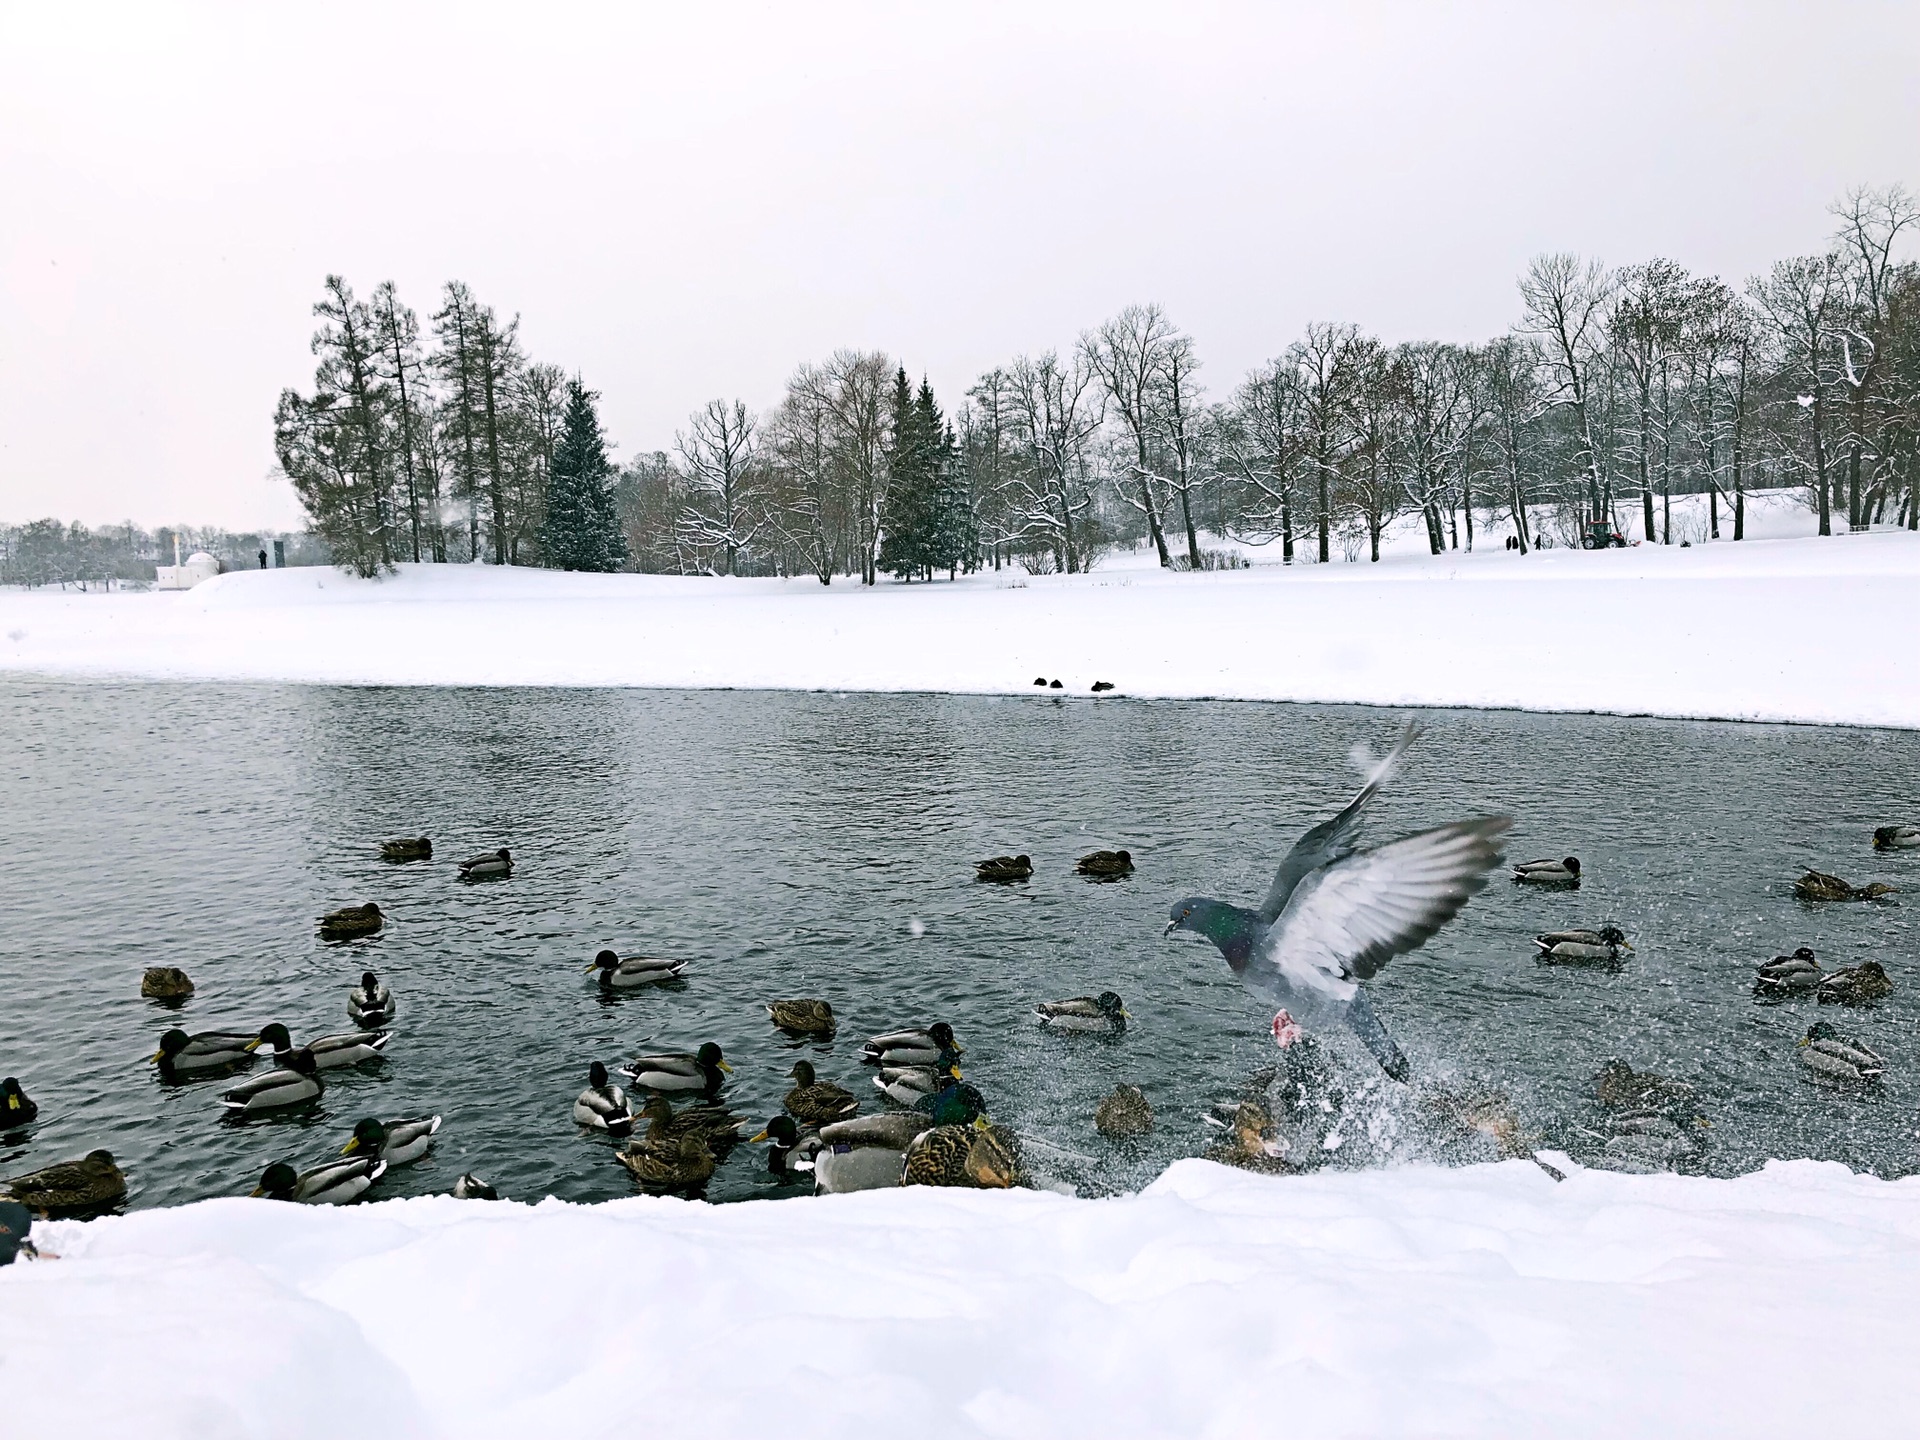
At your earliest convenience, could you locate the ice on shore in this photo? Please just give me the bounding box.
[6,1155,1918,1438]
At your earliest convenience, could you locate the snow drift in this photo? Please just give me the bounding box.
[6,1156,1918,1439]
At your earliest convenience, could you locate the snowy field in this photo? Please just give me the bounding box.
[7,1156,1919,1439]
[4,490,1918,727]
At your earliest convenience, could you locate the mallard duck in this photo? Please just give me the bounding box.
[587,951,689,988]
[380,837,432,862]
[1,1078,38,1130]
[1091,681,1115,693]
[1202,1100,1291,1171]
[804,1114,931,1193]
[151,1027,265,1077]
[975,854,1032,882]
[318,903,384,940]
[1033,677,1048,687]
[348,971,395,1028]
[749,1115,820,1178]
[140,967,194,1000]
[342,1115,442,1165]
[784,1061,858,1125]
[634,1095,745,1155]
[252,1156,386,1204]
[1796,869,1896,902]
[452,1173,498,1200]
[1592,1060,1695,1113]
[912,1076,988,1127]
[221,1048,323,1115]
[1534,927,1632,964]
[255,1023,389,1070]
[766,998,836,1036]
[1603,1112,1706,1167]
[1755,947,1822,995]
[1095,1083,1154,1138]
[616,1133,715,1192]
[1872,825,1919,851]
[1048,680,1063,690]
[1797,1021,1885,1081]
[620,1042,732,1093]
[903,1121,1021,1188]
[574,1062,634,1135]
[458,847,513,881]
[1076,850,1133,878]
[861,1022,963,1067]
[1035,991,1128,1034]
[873,1063,959,1106]
[818,1113,932,1150]
[1817,961,1893,1007]
[2,1150,127,1216]
[1513,857,1581,885]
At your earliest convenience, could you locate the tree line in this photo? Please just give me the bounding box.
[277,184,1919,581]
[0,520,321,589]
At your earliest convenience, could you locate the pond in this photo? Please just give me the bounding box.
[1,678,1915,1207]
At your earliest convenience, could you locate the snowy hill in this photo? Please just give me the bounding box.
[4,521,1918,728]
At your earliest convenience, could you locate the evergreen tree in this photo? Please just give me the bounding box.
[926,420,975,578]
[542,379,628,571]
[876,367,926,579]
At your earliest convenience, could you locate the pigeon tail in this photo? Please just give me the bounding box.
[1343,988,1410,1082]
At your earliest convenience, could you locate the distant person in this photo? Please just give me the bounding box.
[258,549,268,569]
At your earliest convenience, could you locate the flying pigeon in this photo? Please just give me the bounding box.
[1165,725,1509,1081]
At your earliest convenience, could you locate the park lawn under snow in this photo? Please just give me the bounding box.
[6,1155,1920,1439]
[4,506,1919,728]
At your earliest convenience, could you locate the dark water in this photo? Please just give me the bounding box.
[1,678,1916,1208]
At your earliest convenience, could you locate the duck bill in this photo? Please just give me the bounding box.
[243,1037,262,1052]
[717,1060,733,1073]
[748,1128,769,1143]
[149,1050,164,1063]
[248,1185,267,1197]
[341,1138,361,1155]
[583,962,601,973]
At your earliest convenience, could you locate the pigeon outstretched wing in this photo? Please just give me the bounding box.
[1258,721,1424,923]
[1264,815,1510,987]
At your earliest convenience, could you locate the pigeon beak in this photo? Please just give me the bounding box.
[748,1128,769,1143]
[1162,918,1179,937]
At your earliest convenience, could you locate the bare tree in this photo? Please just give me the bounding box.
[676,399,762,575]
[766,361,848,584]
[1001,350,1105,571]
[1749,253,1841,534]
[1081,304,1179,567]
[1830,184,1920,529]
[1519,254,1615,538]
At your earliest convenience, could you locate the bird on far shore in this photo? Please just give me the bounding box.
[1165,724,1508,1082]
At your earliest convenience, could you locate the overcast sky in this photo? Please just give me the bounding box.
[3,1,1916,530]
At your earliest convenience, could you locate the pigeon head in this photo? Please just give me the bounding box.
[1165,898,1262,971]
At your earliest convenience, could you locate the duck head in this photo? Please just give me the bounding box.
[1597,927,1632,948]
[359,971,380,994]
[696,1042,732,1076]
[638,1095,678,1126]
[1801,1021,1839,1046]
[586,949,622,978]
[252,1162,298,1200]
[256,1023,294,1056]
[788,1060,818,1087]
[589,1061,611,1089]
[152,1028,192,1063]
[927,1022,962,1056]
[1095,991,1129,1019]
[342,1118,387,1155]
[3,1077,30,1114]
[751,1114,801,1148]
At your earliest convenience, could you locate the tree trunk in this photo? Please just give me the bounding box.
[1179,486,1201,569]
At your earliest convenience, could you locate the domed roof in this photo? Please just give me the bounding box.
[185,551,217,566]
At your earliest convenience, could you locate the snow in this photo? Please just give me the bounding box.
[7,1155,1920,1438]
[4,507,1918,727]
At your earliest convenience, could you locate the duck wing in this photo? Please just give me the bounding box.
[1259,723,1421,923]
[1260,817,1510,992]
[1034,997,1103,1019]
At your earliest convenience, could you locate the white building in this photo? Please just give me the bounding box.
[155,545,221,590]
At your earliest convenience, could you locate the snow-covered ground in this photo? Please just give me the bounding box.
[7,1156,1919,1439]
[3,492,1917,727]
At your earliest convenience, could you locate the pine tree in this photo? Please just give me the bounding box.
[876,368,926,580]
[542,379,628,571]
[926,420,975,579]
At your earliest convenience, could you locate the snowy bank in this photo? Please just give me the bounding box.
[4,527,1920,728]
[7,1156,1920,1439]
